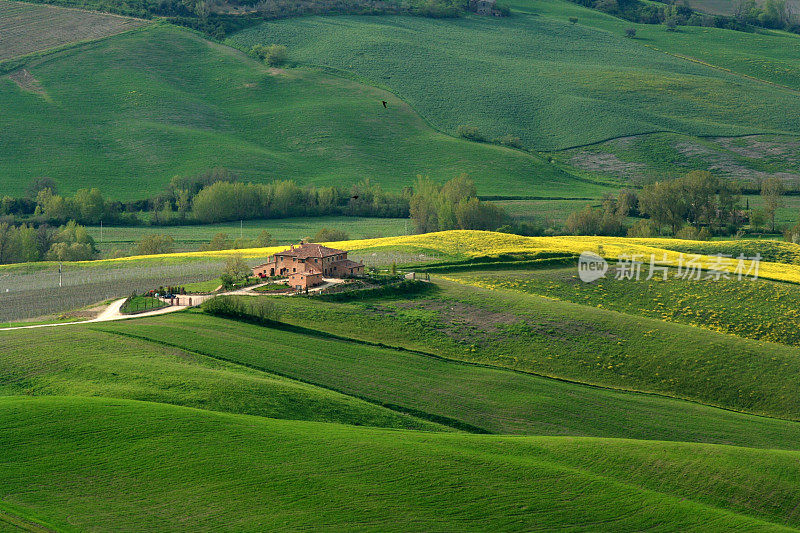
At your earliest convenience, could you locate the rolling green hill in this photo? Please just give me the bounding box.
[0,23,592,199]
[507,0,800,92]
[1,396,799,531]
[449,265,800,346]
[0,325,445,430]
[228,1,800,152]
[1,306,800,446]
[86,311,800,444]
[5,243,800,528]
[246,277,800,421]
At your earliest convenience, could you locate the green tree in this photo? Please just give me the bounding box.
[224,255,251,284]
[200,233,232,251]
[253,230,276,247]
[137,234,175,255]
[638,180,689,235]
[409,176,441,233]
[313,227,350,242]
[456,125,485,142]
[26,177,57,198]
[761,177,785,232]
[750,208,768,232]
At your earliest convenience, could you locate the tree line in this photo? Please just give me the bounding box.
[571,0,800,35]
[410,175,509,233]
[0,221,96,264]
[0,173,410,227]
[190,178,409,223]
[564,171,789,239]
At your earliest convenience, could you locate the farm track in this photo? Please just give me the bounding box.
[0,298,187,331]
[0,278,332,330]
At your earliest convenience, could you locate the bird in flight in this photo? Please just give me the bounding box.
[382,101,387,108]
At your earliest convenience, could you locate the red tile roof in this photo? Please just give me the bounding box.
[275,243,347,259]
[334,259,363,270]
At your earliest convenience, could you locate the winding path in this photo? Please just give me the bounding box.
[0,278,347,332]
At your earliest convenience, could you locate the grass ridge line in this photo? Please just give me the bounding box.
[93,326,488,434]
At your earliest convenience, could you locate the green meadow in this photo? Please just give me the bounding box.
[3,396,800,531]
[229,4,800,151]
[82,311,800,443]
[508,0,800,89]
[5,264,800,527]
[86,216,411,256]
[449,265,800,345]
[0,23,590,199]
[0,325,441,429]
[261,278,800,420]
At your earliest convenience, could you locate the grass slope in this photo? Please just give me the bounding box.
[228,7,800,151]
[0,325,442,429]
[2,396,800,530]
[90,311,800,447]
[259,276,800,421]
[1,23,589,199]
[450,265,800,346]
[511,0,800,90]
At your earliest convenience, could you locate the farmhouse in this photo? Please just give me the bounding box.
[252,243,365,290]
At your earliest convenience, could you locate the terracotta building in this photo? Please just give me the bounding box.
[252,243,364,290]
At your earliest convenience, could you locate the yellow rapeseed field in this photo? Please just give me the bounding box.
[45,230,800,284]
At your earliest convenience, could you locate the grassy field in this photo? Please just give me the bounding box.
[0,325,442,429]
[556,133,800,188]
[507,0,800,92]
[86,216,411,256]
[0,23,596,199]
[686,0,800,15]
[253,277,800,421]
[449,265,800,346]
[3,396,800,530]
[228,5,800,152]
[489,198,596,226]
[0,0,145,62]
[87,310,800,445]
